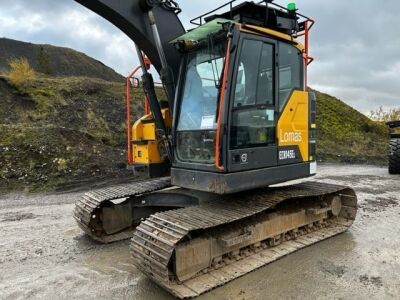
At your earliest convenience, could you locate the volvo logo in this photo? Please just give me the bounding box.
[241,153,248,163]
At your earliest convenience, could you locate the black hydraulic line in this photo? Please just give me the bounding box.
[135,44,173,162]
[136,44,149,75]
[147,9,176,113]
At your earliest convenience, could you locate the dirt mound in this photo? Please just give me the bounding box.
[0,37,123,81]
[0,74,389,191]
[0,75,146,192]
[0,125,130,191]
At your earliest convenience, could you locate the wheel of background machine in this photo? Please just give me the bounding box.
[389,138,400,174]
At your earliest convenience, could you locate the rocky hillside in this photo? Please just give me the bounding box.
[0,75,149,192]
[0,76,388,192]
[0,39,389,192]
[0,38,123,81]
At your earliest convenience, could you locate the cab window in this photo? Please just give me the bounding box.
[278,42,303,111]
[230,39,275,149]
[176,42,225,164]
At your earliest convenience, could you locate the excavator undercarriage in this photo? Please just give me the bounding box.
[75,180,357,298]
[132,182,357,298]
[74,178,174,243]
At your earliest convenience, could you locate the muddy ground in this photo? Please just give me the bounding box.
[0,163,399,300]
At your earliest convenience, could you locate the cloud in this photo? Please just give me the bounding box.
[0,0,135,76]
[0,0,398,113]
[299,0,400,112]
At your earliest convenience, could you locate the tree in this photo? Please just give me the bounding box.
[370,106,400,122]
[37,46,53,75]
[8,57,36,88]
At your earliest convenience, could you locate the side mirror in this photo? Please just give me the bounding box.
[130,77,140,88]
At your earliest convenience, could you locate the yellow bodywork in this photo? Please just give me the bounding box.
[277,91,312,162]
[131,108,171,165]
[240,24,305,54]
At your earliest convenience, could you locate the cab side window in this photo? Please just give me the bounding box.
[230,39,275,149]
[278,42,303,111]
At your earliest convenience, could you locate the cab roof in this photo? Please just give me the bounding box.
[171,18,231,44]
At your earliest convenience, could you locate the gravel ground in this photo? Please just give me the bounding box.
[0,163,399,300]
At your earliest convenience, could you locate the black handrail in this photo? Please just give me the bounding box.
[190,0,314,32]
[190,0,236,25]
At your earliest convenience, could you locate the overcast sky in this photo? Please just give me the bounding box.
[0,0,399,113]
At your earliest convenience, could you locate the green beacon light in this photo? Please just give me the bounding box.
[287,3,296,11]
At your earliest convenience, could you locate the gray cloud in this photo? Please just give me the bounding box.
[0,0,137,77]
[0,0,399,113]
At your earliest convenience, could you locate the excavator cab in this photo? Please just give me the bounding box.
[169,2,317,193]
[75,0,316,194]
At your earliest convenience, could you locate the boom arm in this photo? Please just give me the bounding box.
[74,0,185,80]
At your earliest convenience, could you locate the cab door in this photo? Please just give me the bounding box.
[227,35,278,172]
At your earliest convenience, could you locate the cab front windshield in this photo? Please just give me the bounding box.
[176,42,225,164]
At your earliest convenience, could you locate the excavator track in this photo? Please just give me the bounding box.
[74,177,171,243]
[130,181,357,298]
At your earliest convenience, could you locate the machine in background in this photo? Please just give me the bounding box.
[388,120,400,174]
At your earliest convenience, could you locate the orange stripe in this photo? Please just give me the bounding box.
[215,38,232,171]
[126,65,141,165]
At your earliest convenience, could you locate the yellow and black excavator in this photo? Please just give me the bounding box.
[73,0,358,297]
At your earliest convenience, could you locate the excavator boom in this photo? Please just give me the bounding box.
[75,0,185,79]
